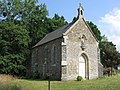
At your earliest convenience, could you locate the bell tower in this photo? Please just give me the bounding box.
[78,3,84,19]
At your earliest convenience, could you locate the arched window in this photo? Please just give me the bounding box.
[51,45,57,65]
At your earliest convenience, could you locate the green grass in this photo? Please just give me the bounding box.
[1,75,120,90]
[16,75,120,90]
[0,74,21,90]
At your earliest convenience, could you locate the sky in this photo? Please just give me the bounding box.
[38,0,120,51]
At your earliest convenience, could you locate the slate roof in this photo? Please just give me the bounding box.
[33,22,74,48]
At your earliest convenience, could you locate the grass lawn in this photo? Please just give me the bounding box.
[16,75,120,90]
[1,75,120,90]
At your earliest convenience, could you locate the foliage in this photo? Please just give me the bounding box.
[45,14,68,33]
[21,3,49,47]
[101,40,120,76]
[27,13,68,47]
[0,0,38,22]
[99,40,120,75]
[0,0,68,47]
[0,0,68,77]
[77,76,83,81]
[32,71,42,79]
[0,22,30,76]
[88,21,120,73]
[87,21,102,41]
[0,0,48,47]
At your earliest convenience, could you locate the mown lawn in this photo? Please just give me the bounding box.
[1,75,120,90]
[16,75,120,90]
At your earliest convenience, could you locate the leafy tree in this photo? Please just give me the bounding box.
[0,22,30,76]
[99,41,120,76]
[99,41,116,67]
[22,4,48,47]
[88,21,120,76]
[87,21,102,41]
[0,0,48,76]
[0,0,68,77]
[0,0,38,22]
[44,14,68,33]
[0,0,48,47]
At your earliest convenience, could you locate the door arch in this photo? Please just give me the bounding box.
[79,54,89,79]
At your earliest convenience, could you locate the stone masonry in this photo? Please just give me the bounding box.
[30,4,103,81]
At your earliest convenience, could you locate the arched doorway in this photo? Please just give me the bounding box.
[79,54,89,79]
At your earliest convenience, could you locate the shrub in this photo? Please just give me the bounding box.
[77,76,83,81]
[32,71,42,79]
[43,73,49,80]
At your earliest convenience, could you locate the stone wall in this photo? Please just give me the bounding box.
[62,18,100,80]
[98,63,103,77]
[31,17,103,81]
[31,38,62,80]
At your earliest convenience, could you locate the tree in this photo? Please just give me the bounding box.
[0,0,68,47]
[87,21,102,41]
[0,0,48,47]
[0,22,30,76]
[0,0,38,22]
[99,39,120,76]
[22,4,48,47]
[87,21,120,76]
[44,14,68,33]
[99,41,116,66]
[0,0,68,77]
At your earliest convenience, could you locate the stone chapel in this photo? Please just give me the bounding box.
[30,4,103,80]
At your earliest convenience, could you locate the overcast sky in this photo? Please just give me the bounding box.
[38,0,120,51]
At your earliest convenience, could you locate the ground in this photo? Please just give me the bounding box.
[0,74,120,90]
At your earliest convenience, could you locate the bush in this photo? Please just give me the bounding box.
[77,76,83,81]
[32,71,42,79]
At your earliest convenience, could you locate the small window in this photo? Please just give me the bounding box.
[44,46,48,63]
[51,45,57,65]
[81,10,83,15]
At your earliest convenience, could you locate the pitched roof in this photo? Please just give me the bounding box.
[33,22,74,48]
[33,18,99,48]
[33,4,99,49]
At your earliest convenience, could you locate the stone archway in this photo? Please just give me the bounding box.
[79,54,89,79]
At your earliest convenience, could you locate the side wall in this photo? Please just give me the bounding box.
[31,38,62,80]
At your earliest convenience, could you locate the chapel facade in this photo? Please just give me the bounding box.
[30,4,103,80]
